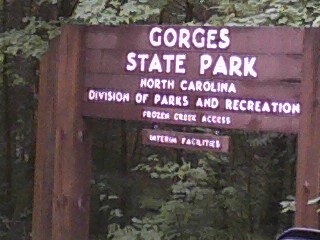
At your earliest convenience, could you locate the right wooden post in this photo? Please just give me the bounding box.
[296,28,320,228]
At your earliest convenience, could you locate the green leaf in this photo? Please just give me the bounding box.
[108,195,119,200]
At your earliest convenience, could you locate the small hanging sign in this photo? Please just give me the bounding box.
[141,129,230,153]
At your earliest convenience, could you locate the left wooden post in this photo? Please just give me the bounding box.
[32,36,59,240]
[32,25,92,240]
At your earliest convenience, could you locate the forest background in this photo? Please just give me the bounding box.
[1,0,320,239]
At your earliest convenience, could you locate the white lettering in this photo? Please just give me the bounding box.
[148,26,231,50]
[213,56,228,76]
[148,54,162,72]
[175,54,186,74]
[244,57,257,77]
[179,28,191,48]
[229,56,242,77]
[137,54,149,72]
[135,93,149,104]
[200,54,212,75]
[173,113,197,122]
[162,54,175,73]
[87,89,130,103]
[206,29,218,49]
[219,28,230,49]
[192,28,205,48]
[142,110,170,120]
[153,94,189,107]
[149,27,162,47]
[126,52,137,71]
[163,28,178,47]
[224,99,301,116]
[195,97,219,109]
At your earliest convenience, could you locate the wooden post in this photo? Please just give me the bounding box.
[32,38,59,239]
[51,25,92,240]
[32,25,92,240]
[295,29,320,228]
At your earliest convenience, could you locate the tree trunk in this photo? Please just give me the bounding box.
[1,0,13,204]
[3,56,13,203]
[120,120,128,174]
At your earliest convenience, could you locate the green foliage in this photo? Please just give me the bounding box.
[0,206,32,239]
[206,0,320,26]
[0,17,60,59]
[102,127,297,239]
[108,222,163,240]
[1,0,319,63]
[34,0,59,5]
[280,196,296,213]
[72,0,160,24]
[107,154,263,239]
[0,0,159,61]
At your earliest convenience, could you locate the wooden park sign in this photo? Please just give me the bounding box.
[32,24,320,240]
[83,25,300,132]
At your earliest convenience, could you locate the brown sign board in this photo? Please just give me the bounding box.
[33,25,320,240]
[141,129,230,153]
[82,25,302,133]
